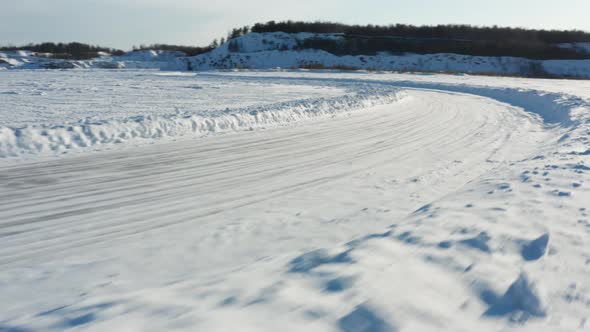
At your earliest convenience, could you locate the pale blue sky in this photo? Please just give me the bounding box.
[1,0,589,50]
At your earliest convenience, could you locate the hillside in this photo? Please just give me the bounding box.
[0,49,184,70]
[250,21,590,60]
[181,32,590,78]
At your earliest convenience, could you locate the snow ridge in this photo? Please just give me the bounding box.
[0,85,405,157]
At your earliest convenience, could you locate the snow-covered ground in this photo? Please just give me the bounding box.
[1,70,589,331]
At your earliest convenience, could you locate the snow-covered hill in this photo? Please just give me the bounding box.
[182,32,590,78]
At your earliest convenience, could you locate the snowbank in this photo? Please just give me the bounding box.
[0,85,405,157]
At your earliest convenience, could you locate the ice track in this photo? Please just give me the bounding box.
[0,90,548,266]
[0,84,561,331]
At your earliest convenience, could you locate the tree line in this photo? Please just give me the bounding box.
[0,42,125,60]
[251,21,590,44]
[248,21,590,60]
[300,36,587,60]
[3,22,589,61]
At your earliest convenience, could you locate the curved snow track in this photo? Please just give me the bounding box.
[2,73,588,332]
[0,90,548,265]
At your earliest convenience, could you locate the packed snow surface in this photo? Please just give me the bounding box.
[1,70,590,332]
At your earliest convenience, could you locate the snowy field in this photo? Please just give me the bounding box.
[1,70,590,331]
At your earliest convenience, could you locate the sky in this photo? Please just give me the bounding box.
[1,0,589,50]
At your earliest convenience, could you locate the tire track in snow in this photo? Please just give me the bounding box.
[0,89,552,268]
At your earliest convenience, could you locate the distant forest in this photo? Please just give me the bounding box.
[251,21,590,59]
[0,42,125,60]
[0,42,217,59]
[251,21,590,43]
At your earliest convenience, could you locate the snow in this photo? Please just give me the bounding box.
[2,32,590,79]
[543,59,590,78]
[1,70,590,331]
[182,32,590,78]
[557,42,590,55]
[0,50,186,70]
[211,32,344,54]
[0,70,401,157]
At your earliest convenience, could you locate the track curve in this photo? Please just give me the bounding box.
[0,89,552,269]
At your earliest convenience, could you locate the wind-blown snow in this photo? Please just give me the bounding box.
[1,70,590,331]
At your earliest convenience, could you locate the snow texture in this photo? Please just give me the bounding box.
[1,70,590,332]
